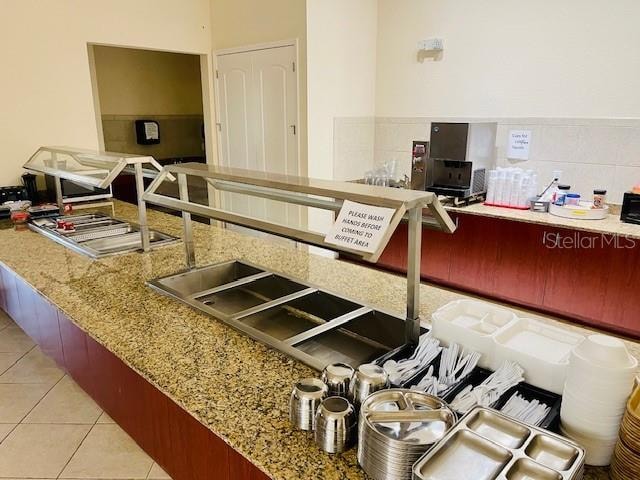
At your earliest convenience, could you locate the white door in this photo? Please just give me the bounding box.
[216,45,300,235]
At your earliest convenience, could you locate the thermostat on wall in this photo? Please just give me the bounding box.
[135,120,160,145]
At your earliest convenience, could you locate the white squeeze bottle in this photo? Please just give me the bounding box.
[486,170,498,204]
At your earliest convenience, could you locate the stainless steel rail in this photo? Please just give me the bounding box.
[143,162,457,344]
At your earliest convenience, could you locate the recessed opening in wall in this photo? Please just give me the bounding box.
[87,43,210,218]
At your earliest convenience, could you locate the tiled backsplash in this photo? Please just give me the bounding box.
[334,117,640,204]
[102,114,204,160]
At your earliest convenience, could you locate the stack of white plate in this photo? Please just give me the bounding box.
[561,334,638,466]
[357,389,456,480]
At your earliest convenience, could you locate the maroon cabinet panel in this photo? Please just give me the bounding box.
[228,448,269,480]
[377,223,408,274]
[0,264,6,312]
[15,279,42,344]
[542,230,614,323]
[493,220,548,306]
[448,214,500,294]
[167,399,229,480]
[422,227,453,282]
[57,312,92,391]
[601,241,640,334]
[0,267,21,323]
[32,293,65,367]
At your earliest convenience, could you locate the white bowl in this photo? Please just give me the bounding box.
[560,424,617,467]
[569,349,638,380]
[560,402,622,438]
[563,384,628,415]
[573,334,636,369]
[564,373,634,404]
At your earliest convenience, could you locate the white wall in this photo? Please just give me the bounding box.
[375,0,640,118]
[0,0,211,186]
[306,0,378,241]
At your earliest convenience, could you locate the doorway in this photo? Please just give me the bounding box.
[89,45,210,209]
[215,43,301,237]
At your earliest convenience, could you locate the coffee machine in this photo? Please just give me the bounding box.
[422,122,496,202]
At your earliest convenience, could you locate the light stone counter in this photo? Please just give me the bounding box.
[447,201,640,240]
[0,201,630,480]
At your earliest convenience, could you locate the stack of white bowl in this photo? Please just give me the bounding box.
[561,334,638,466]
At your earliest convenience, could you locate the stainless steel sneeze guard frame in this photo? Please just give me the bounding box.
[23,146,178,255]
[142,162,457,347]
[147,260,408,370]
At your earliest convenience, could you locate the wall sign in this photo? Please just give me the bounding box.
[325,200,396,253]
[507,129,531,160]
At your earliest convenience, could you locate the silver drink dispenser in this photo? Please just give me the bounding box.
[425,122,497,199]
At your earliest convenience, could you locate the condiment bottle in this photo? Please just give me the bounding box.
[593,189,607,209]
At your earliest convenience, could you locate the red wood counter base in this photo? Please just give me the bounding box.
[0,263,269,480]
[375,213,640,339]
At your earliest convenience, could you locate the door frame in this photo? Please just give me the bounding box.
[212,39,302,176]
[86,42,217,169]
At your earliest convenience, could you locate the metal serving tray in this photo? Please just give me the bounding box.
[148,259,408,370]
[29,212,179,258]
[413,407,585,480]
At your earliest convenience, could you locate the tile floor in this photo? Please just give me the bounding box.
[0,309,172,479]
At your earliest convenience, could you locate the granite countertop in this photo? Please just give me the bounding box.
[0,201,629,480]
[447,201,640,240]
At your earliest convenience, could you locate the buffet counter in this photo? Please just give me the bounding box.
[0,201,630,479]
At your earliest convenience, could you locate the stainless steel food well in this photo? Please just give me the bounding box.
[412,407,585,480]
[148,260,408,370]
[142,162,457,346]
[29,213,178,258]
[358,389,456,480]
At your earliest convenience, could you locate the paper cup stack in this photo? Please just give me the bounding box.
[560,334,638,466]
[611,384,640,479]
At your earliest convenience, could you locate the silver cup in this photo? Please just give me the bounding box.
[349,363,389,407]
[314,396,357,453]
[289,378,328,431]
[321,363,355,397]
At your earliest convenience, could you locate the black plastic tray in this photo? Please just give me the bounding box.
[491,382,562,432]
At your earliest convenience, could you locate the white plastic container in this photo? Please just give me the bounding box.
[492,318,585,394]
[549,202,609,220]
[430,300,518,368]
[486,170,498,204]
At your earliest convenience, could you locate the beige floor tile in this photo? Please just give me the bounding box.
[0,383,51,423]
[0,347,64,386]
[24,376,102,424]
[147,462,171,479]
[0,312,13,331]
[96,412,115,424]
[0,351,25,375]
[0,326,35,354]
[0,424,16,443]
[0,423,90,478]
[61,424,153,479]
